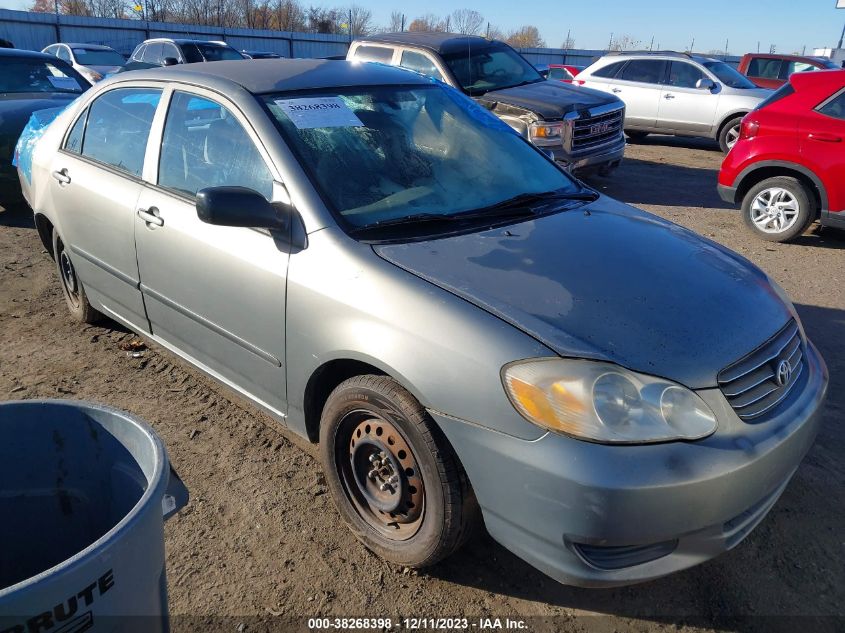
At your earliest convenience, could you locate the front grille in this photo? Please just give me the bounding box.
[571,107,624,152]
[718,320,804,421]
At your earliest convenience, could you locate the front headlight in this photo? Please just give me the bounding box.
[502,359,717,444]
[81,69,103,82]
[528,121,562,146]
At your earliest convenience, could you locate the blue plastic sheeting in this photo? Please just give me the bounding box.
[13,103,71,185]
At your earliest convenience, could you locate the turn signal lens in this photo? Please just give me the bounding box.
[502,359,717,444]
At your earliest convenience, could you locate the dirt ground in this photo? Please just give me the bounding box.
[1,137,843,633]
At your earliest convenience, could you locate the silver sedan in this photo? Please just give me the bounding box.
[19,59,827,587]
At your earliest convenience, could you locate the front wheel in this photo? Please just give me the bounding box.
[741,176,815,242]
[718,116,744,153]
[319,375,479,568]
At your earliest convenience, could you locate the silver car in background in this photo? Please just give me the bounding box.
[19,59,827,587]
[578,51,771,152]
[41,43,125,83]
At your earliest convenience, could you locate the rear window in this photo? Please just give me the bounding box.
[754,83,795,110]
[747,57,782,79]
[592,61,626,79]
[353,45,394,64]
[817,90,845,120]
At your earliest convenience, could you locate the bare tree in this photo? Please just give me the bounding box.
[506,25,544,48]
[561,33,575,49]
[386,10,404,32]
[608,34,641,51]
[408,13,443,32]
[450,8,483,35]
[347,4,373,37]
[485,24,505,40]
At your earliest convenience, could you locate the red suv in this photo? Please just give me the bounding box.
[737,53,840,89]
[718,69,845,241]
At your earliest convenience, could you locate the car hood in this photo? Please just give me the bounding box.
[477,80,621,120]
[374,197,792,389]
[725,86,772,100]
[81,64,123,75]
[0,93,79,165]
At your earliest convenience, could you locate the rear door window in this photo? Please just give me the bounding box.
[399,50,443,81]
[56,46,71,62]
[353,45,394,64]
[618,60,667,84]
[161,43,180,63]
[81,88,162,177]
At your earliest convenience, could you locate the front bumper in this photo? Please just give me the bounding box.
[541,137,626,173]
[432,341,827,587]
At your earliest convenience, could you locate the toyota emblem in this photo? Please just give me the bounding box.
[776,359,792,387]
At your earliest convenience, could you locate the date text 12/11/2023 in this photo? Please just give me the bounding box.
[307,617,528,630]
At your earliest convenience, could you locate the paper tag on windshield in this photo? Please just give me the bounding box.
[47,76,80,90]
[274,97,363,129]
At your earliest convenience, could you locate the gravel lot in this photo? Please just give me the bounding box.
[1,137,843,632]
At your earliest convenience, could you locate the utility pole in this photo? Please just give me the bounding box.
[349,8,353,41]
[688,37,695,53]
[649,35,654,51]
[757,41,760,53]
[565,28,571,49]
[608,32,613,50]
[400,14,405,32]
[724,38,729,59]
[839,21,845,49]
[486,22,490,38]
[53,0,61,42]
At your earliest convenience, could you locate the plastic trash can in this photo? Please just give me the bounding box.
[0,400,188,633]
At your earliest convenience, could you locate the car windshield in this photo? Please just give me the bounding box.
[262,84,578,232]
[702,61,757,89]
[0,59,86,94]
[186,43,243,62]
[441,44,544,94]
[72,48,124,66]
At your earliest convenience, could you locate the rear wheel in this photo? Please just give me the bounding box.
[718,116,744,153]
[319,375,478,568]
[52,230,101,324]
[741,176,815,242]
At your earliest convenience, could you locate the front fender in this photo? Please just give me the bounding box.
[284,227,553,441]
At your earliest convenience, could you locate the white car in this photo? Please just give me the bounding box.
[578,51,771,152]
[41,43,125,83]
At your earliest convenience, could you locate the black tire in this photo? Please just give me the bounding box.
[625,130,649,142]
[52,230,101,324]
[741,176,816,242]
[319,375,479,568]
[718,115,744,153]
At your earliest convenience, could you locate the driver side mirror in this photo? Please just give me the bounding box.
[162,57,179,67]
[695,78,716,91]
[196,186,291,232]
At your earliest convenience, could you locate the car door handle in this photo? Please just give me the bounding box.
[663,93,675,100]
[808,132,841,143]
[611,88,622,93]
[138,207,164,227]
[52,169,71,185]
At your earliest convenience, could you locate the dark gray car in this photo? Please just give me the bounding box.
[20,59,827,587]
[349,33,626,175]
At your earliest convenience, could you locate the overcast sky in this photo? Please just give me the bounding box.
[0,0,842,55]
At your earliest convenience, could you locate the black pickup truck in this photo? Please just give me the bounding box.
[348,32,626,175]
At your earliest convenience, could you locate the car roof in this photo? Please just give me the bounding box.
[115,58,432,94]
[789,68,845,90]
[58,43,115,50]
[141,38,233,46]
[358,32,500,55]
[0,48,64,61]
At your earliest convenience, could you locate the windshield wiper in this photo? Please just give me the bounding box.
[473,189,599,213]
[348,208,536,234]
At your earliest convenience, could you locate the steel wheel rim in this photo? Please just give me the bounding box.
[59,248,81,309]
[726,123,740,149]
[750,187,800,234]
[335,409,425,541]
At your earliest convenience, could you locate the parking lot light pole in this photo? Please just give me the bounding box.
[838,1,845,49]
